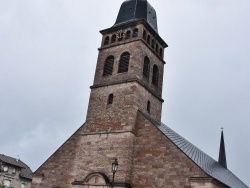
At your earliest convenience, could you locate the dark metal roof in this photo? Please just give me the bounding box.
[140,113,249,188]
[0,154,32,180]
[219,130,227,169]
[114,0,158,32]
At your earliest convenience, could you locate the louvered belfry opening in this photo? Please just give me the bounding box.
[159,48,163,57]
[125,30,131,39]
[143,30,147,40]
[104,36,109,45]
[156,44,159,53]
[143,56,150,79]
[152,64,159,86]
[147,35,151,45]
[107,94,114,105]
[111,34,116,43]
[118,52,130,73]
[133,28,138,37]
[151,39,155,49]
[103,56,114,76]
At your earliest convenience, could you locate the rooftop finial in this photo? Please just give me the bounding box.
[218,129,227,169]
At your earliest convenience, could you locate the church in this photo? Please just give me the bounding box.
[32,0,249,187]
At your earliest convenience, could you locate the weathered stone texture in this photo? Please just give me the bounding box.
[132,112,210,188]
[94,23,165,100]
[32,125,136,188]
[31,11,225,188]
[86,82,162,131]
[190,178,228,188]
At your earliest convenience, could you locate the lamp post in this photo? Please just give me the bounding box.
[111,159,119,188]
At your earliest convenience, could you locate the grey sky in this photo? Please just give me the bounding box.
[0,0,249,186]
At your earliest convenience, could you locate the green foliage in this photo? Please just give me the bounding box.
[0,181,5,188]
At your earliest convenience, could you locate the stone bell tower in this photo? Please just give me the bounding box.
[86,0,168,133]
[32,1,167,188]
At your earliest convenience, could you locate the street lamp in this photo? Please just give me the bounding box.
[111,159,119,188]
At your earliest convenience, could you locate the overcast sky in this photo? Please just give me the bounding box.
[0,0,250,186]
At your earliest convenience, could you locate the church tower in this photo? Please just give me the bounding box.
[85,0,167,132]
[32,1,249,188]
[32,1,167,187]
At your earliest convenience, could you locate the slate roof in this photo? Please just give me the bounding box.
[219,130,227,169]
[0,154,32,180]
[114,0,158,32]
[141,113,249,188]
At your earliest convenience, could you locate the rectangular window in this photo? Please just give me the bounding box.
[21,183,25,188]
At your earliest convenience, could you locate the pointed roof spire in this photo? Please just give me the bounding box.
[218,128,227,169]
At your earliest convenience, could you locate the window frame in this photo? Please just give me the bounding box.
[152,64,159,86]
[107,94,114,105]
[103,56,115,76]
[118,52,130,73]
[143,56,150,79]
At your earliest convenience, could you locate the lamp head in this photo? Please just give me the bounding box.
[112,159,119,173]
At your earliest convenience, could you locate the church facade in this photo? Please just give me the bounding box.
[32,1,248,188]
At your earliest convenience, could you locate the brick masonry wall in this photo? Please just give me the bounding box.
[94,23,165,100]
[86,82,162,130]
[32,111,226,188]
[190,178,228,188]
[32,18,221,188]
[32,125,136,188]
[132,112,210,188]
[32,128,82,188]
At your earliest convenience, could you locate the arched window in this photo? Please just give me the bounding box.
[147,101,151,113]
[133,28,138,37]
[151,39,155,49]
[159,48,163,57]
[147,35,151,45]
[143,30,147,40]
[152,64,159,86]
[111,34,116,43]
[104,36,109,45]
[143,56,150,79]
[118,52,130,73]
[103,56,114,76]
[155,44,159,53]
[108,94,114,105]
[125,30,131,39]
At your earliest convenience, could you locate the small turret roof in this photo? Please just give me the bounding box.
[114,0,158,32]
[218,130,227,169]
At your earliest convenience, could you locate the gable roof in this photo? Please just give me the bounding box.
[141,113,249,188]
[0,154,32,180]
